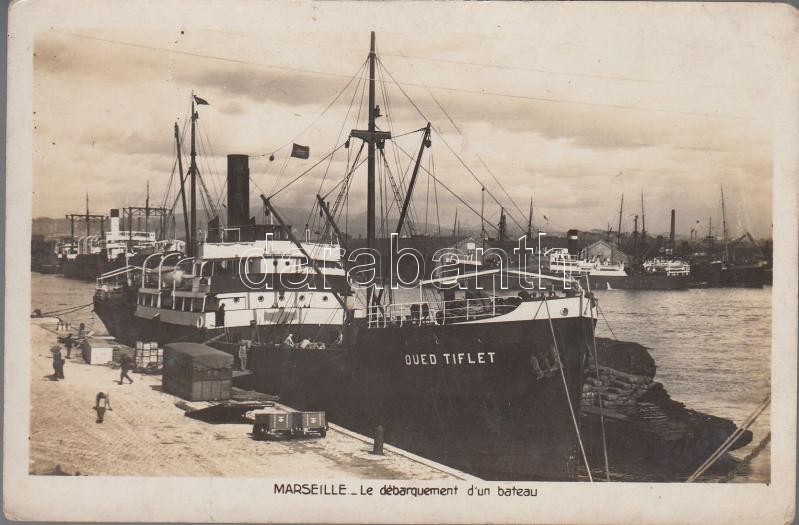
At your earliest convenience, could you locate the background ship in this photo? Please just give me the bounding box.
[55,181,185,281]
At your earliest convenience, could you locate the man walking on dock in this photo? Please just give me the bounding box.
[119,354,134,385]
[63,333,74,359]
[50,345,65,380]
[94,392,112,423]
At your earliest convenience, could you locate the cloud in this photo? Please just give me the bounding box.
[31,16,776,238]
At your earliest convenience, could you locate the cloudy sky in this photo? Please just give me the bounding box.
[31,2,788,239]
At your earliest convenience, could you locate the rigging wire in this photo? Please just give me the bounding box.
[209,31,751,93]
[309,56,369,229]
[194,134,222,219]
[391,140,501,234]
[586,287,612,482]
[377,61,416,228]
[431,154,442,236]
[267,143,349,199]
[543,297,593,482]
[253,57,369,159]
[60,31,758,121]
[198,121,227,213]
[376,56,527,235]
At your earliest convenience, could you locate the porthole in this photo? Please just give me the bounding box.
[299,295,305,302]
[233,297,240,304]
[322,296,329,302]
[560,307,568,316]
[258,296,264,302]
[285,261,290,266]
[273,261,278,266]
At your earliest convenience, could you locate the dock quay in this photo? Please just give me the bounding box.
[29,317,468,480]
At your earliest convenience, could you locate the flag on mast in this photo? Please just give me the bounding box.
[291,143,310,159]
[193,95,209,105]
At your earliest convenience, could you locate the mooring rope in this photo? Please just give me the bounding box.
[719,431,771,483]
[595,301,618,340]
[543,297,593,482]
[32,302,94,318]
[686,394,771,482]
[586,292,611,481]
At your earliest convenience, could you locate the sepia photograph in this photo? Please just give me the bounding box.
[5,1,797,523]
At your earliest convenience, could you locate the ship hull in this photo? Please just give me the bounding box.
[94,293,592,480]
[226,317,590,481]
[461,271,689,291]
[586,274,689,291]
[690,262,765,288]
[62,254,116,281]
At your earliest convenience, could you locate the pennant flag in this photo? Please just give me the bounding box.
[291,143,310,159]
[193,95,209,105]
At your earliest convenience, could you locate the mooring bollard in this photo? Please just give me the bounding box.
[372,424,385,455]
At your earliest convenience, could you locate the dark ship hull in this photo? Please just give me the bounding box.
[94,292,593,481]
[62,254,117,281]
[586,274,689,291]
[257,317,591,481]
[445,270,688,292]
[690,262,765,288]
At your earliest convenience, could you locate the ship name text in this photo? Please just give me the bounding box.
[404,352,496,366]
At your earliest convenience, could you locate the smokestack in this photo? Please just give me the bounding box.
[669,209,676,252]
[567,229,579,256]
[227,154,250,228]
[110,208,120,235]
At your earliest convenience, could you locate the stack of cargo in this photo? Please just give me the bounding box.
[581,364,659,409]
[134,341,164,369]
[81,338,115,365]
[112,345,135,363]
[162,343,233,401]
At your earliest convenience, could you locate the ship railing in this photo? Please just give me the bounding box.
[366,295,517,328]
[96,264,143,288]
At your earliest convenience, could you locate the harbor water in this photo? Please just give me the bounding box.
[31,273,771,482]
[593,287,771,483]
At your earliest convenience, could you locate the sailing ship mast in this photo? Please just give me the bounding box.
[720,185,729,265]
[616,194,624,245]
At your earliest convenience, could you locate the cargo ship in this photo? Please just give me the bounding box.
[94,33,599,481]
[57,185,186,281]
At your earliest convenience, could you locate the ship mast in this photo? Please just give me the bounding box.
[145,181,150,236]
[349,32,392,308]
[616,194,624,245]
[720,185,728,265]
[174,122,190,244]
[367,32,376,256]
[526,197,534,240]
[189,94,198,257]
[640,192,646,239]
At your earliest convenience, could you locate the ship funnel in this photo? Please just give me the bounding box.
[669,209,676,253]
[567,229,579,255]
[110,208,120,235]
[227,154,250,228]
